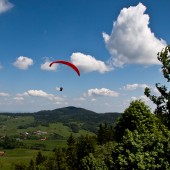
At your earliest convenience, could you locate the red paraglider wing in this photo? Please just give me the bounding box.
[49,60,80,76]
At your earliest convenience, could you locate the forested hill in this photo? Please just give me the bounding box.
[32,106,121,133]
[34,106,120,123]
[0,106,121,133]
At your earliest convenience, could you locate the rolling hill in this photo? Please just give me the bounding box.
[0,106,121,138]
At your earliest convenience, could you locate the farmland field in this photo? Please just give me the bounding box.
[0,148,52,170]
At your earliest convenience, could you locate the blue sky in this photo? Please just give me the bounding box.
[0,0,169,113]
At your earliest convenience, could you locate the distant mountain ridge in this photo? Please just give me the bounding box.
[32,106,121,133]
[0,106,121,134]
[34,106,121,122]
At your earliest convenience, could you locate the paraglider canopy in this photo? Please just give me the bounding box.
[49,60,80,76]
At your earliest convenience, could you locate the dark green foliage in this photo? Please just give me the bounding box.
[27,159,35,170]
[41,148,69,170]
[0,136,22,149]
[53,148,69,170]
[36,151,46,165]
[66,146,77,170]
[114,100,156,142]
[76,135,96,161]
[30,143,46,150]
[144,45,170,128]
[49,133,65,140]
[80,153,108,170]
[14,163,26,170]
[66,134,77,169]
[97,123,114,145]
[67,133,76,146]
[158,45,170,82]
[112,100,170,169]
[94,142,114,169]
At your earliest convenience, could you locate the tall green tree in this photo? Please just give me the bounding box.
[97,123,114,145]
[66,134,77,170]
[53,148,69,170]
[112,100,170,169]
[144,45,170,128]
[36,151,46,165]
[0,136,21,149]
[80,153,108,170]
[67,133,76,146]
[14,163,26,170]
[27,159,35,170]
[76,135,96,169]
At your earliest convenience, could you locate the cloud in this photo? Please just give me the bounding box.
[24,89,63,102]
[0,0,14,14]
[131,95,149,103]
[0,92,10,97]
[152,87,160,95]
[26,90,50,97]
[123,83,148,90]
[103,3,166,67]
[41,58,57,71]
[13,56,33,70]
[70,52,112,73]
[87,88,119,97]
[13,96,24,101]
[91,98,96,102]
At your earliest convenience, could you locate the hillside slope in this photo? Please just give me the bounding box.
[0,106,121,136]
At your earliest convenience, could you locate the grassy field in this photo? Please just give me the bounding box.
[0,148,52,170]
[0,115,95,140]
[23,139,67,150]
[0,115,35,136]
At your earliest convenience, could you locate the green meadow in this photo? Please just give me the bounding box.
[0,115,96,139]
[0,148,52,170]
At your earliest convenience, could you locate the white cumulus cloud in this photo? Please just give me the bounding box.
[41,58,57,71]
[103,3,166,67]
[13,96,24,101]
[26,90,50,98]
[70,52,112,73]
[131,95,149,103]
[0,0,14,14]
[0,92,10,97]
[13,56,33,70]
[24,89,63,102]
[87,88,119,97]
[123,83,148,90]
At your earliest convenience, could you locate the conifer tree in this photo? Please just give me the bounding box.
[67,133,75,146]
[36,151,46,165]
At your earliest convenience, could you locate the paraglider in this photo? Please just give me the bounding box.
[49,60,80,76]
[59,87,63,91]
[56,87,63,92]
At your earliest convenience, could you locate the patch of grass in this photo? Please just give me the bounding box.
[23,139,67,150]
[0,148,52,170]
[0,115,35,137]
